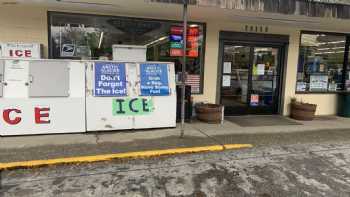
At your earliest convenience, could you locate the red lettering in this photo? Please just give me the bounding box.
[15,50,23,57]
[3,109,22,125]
[9,50,13,57]
[24,50,32,57]
[35,107,50,124]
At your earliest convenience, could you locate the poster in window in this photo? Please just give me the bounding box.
[94,62,127,97]
[297,72,304,81]
[76,45,91,58]
[169,26,199,58]
[257,64,265,75]
[222,75,231,87]
[170,26,183,35]
[61,44,75,57]
[187,32,199,58]
[170,35,183,42]
[309,75,328,91]
[170,48,183,56]
[170,42,183,49]
[140,63,170,96]
[250,94,259,106]
[296,82,307,92]
[223,62,231,74]
[185,74,201,93]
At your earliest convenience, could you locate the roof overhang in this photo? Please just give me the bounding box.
[147,0,350,19]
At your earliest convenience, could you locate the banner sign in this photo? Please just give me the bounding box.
[140,63,170,96]
[112,97,153,115]
[94,62,127,97]
[0,43,41,59]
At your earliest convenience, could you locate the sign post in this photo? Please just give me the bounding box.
[180,0,188,138]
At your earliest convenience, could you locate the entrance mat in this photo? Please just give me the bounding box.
[225,115,302,127]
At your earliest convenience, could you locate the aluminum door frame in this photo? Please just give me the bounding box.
[0,60,4,97]
[218,41,286,115]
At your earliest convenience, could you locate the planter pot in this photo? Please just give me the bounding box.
[290,102,317,121]
[195,104,223,124]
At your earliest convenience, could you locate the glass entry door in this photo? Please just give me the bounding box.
[220,43,283,115]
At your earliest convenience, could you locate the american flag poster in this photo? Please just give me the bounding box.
[185,74,201,93]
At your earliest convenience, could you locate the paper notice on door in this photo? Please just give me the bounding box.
[4,60,29,98]
[223,62,232,74]
[257,64,265,75]
[222,75,231,87]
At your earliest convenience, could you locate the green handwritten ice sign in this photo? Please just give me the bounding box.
[112,97,154,115]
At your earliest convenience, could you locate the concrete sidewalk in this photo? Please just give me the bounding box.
[1,115,350,163]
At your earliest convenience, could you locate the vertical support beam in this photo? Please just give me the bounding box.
[180,0,188,138]
[342,36,350,91]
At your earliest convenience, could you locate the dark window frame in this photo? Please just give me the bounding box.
[47,11,207,94]
[296,30,350,94]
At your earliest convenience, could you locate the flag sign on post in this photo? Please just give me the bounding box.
[94,62,127,97]
[140,63,170,96]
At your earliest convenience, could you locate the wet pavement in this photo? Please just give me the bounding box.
[2,130,350,196]
[3,116,350,163]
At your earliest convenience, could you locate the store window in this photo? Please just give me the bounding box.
[48,12,206,94]
[296,32,350,93]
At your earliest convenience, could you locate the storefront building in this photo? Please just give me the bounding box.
[1,0,350,116]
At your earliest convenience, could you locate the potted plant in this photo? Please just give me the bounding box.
[290,97,317,121]
[195,103,223,124]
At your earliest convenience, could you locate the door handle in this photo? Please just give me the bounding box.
[0,74,2,83]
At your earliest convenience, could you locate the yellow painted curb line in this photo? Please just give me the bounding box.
[0,144,252,170]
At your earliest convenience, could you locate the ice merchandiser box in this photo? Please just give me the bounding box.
[85,61,176,131]
[0,58,176,136]
[0,59,86,136]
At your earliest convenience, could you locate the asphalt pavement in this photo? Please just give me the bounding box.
[1,129,350,197]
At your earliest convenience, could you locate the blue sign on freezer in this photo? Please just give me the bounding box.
[94,62,127,97]
[140,63,170,96]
